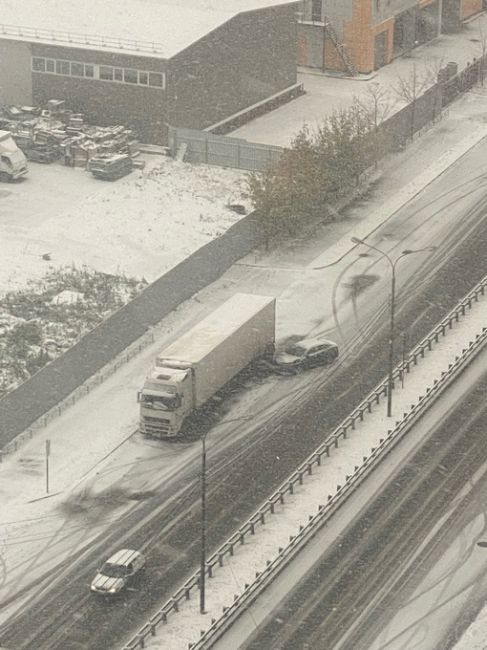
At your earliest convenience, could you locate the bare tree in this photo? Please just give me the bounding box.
[394,64,429,139]
[355,83,395,131]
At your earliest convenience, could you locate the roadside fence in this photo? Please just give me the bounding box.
[121,275,487,650]
[169,54,487,173]
[0,328,156,461]
[0,212,265,450]
[168,126,284,172]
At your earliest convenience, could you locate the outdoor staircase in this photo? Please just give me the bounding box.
[324,19,357,76]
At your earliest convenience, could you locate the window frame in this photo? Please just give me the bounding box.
[55,59,71,75]
[32,57,46,72]
[30,56,165,89]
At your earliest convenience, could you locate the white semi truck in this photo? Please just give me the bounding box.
[138,293,276,437]
[0,131,28,181]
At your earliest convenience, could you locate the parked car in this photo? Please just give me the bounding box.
[275,336,339,372]
[88,154,133,180]
[90,549,145,595]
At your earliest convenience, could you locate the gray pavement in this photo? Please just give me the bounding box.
[232,11,487,146]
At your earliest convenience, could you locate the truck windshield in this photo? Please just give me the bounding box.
[9,149,25,165]
[140,391,181,411]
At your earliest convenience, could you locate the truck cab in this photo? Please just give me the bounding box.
[138,366,193,437]
[0,130,28,181]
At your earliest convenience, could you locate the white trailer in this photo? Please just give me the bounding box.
[138,293,276,437]
[0,131,28,181]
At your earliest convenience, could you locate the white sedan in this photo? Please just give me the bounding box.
[90,549,145,595]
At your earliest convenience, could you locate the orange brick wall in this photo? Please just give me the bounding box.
[461,0,483,18]
[324,38,346,71]
[344,0,374,73]
[302,0,484,73]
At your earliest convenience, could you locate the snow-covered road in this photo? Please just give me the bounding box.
[1,90,487,648]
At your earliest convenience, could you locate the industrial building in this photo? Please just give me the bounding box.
[298,0,484,74]
[0,0,298,143]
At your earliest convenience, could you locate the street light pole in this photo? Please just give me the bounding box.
[351,237,434,417]
[200,433,207,614]
[387,259,397,418]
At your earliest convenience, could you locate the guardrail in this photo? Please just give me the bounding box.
[0,23,166,55]
[191,325,487,649]
[121,276,487,649]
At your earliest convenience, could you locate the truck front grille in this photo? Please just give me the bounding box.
[143,416,170,436]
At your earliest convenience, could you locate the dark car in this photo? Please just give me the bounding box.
[275,337,339,372]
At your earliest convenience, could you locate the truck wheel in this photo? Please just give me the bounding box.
[0,172,10,183]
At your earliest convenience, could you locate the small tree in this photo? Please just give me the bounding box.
[315,103,376,193]
[394,64,429,139]
[356,83,395,131]
[247,104,385,245]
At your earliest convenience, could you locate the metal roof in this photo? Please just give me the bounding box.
[0,0,295,59]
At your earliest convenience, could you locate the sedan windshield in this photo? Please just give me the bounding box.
[286,343,307,357]
[101,563,127,579]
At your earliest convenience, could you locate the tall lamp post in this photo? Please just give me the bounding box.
[351,237,434,417]
[200,432,208,614]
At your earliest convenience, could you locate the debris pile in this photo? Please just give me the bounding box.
[0,99,140,170]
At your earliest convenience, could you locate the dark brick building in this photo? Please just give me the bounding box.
[0,0,298,143]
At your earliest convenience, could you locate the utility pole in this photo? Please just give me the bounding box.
[351,237,435,417]
[200,434,207,614]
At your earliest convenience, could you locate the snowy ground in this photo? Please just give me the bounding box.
[0,87,486,644]
[0,155,249,294]
[233,11,487,147]
[137,267,487,650]
[1,23,487,649]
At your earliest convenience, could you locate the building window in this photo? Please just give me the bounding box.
[32,57,45,72]
[124,68,138,84]
[149,72,163,87]
[56,60,70,75]
[30,56,165,89]
[70,62,84,77]
[99,66,113,81]
[311,0,322,22]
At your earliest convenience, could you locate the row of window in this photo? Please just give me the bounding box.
[32,57,165,88]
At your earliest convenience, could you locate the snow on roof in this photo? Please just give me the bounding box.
[158,293,275,364]
[0,0,295,59]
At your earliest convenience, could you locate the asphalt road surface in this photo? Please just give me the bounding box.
[244,354,487,650]
[1,158,487,649]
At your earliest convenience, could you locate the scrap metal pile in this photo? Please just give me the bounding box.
[0,99,140,169]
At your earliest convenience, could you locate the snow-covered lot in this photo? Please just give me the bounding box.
[0,156,249,293]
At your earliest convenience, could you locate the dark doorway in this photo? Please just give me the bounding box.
[418,1,440,42]
[441,0,462,33]
[393,8,416,56]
